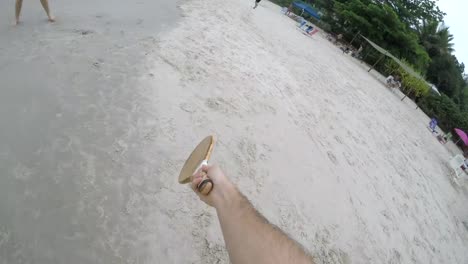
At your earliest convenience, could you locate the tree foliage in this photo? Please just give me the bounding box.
[419,94,468,132]
[382,0,445,30]
[418,21,466,100]
[323,0,430,71]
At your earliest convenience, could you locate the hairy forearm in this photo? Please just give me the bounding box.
[215,187,314,264]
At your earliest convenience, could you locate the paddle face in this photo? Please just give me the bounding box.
[178,136,215,184]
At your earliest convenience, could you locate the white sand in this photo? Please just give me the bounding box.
[139,0,468,262]
[3,0,465,262]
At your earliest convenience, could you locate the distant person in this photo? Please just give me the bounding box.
[385,75,394,85]
[334,34,342,44]
[444,132,452,143]
[191,165,314,264]
[15,0,55,25]
[285,4,293,16]
[429,118,438,133]
[394,75,402,89]
[253,0,261,9]
[414,94,422,109]
[385,75,400,90]
[352,45,363,58]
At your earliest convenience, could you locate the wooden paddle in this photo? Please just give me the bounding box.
[178,135,216,195]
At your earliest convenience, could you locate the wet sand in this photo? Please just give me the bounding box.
[0,0,181,263]
[1,0,468,263]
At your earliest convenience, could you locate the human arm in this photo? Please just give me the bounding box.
[191,165,314,264]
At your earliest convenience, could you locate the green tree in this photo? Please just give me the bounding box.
[418,21,465,100]
[330,0,430,71]
[419,94,468,132]
[418,21,454,57]
[382,0,445,30]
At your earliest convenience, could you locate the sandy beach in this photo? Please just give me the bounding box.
[1,0,468,263]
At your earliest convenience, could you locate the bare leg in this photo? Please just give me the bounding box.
[15,0,23,25]
[39,0,54,22]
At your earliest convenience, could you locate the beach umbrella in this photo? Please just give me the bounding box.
[292,2,321,20]
[454,128,468,145]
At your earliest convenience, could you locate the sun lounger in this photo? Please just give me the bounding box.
[449,154,466,186]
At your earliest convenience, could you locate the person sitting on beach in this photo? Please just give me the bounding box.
[444,132,452,143]
[395,80,401,89]
[352,45,363,58]
[15,0,55,25]
[332,34,342,45]
[385,75,400,90]
[385,75,394,85]
[285,4,293,16]
[394,75,402,89]
[191,165,314,264]
[326,34,337,43]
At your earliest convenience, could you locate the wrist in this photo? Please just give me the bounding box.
[214,181,241,212]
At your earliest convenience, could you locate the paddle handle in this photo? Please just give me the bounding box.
[196,160,213,195]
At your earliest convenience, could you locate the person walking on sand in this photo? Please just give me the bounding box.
[15,0,55,25]
[253,0,261,9]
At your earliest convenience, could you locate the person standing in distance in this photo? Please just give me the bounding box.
[253,0,261,9]
[15,0,55,25]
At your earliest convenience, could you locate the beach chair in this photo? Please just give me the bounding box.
[449,154,466,185]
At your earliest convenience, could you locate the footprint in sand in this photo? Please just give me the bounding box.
[179,102,196,113]
[334,135,343,144]
[327,151,338,165]
[205,97,241,117]
[342,151,356,166]
[73,29,94,35]
[388,249,401,264]
[321,248,351,264]
[237,138,258,163]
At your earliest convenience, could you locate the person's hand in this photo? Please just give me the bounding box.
[191,164,237,209]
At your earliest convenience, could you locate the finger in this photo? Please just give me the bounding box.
[191,171,201,179]
[203,164,219,181]
[190,174,202,186]
[191,176,203,191]
[195,166,205,175]
[192,169,203,179]
[192,164,207,179]
[201,164,210,172]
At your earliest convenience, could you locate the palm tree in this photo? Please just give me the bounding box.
[419,20,454,57]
